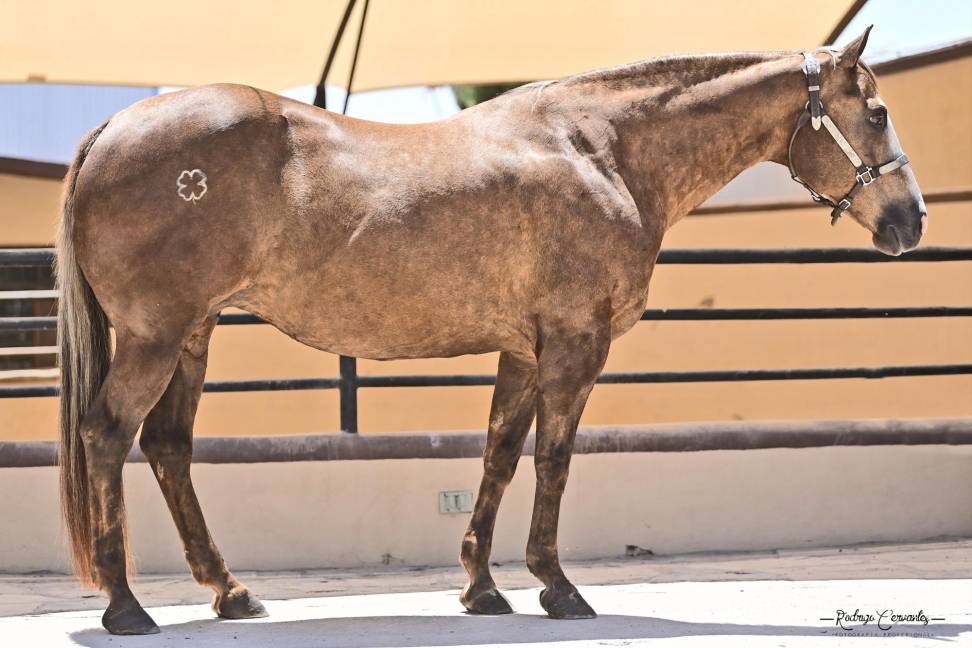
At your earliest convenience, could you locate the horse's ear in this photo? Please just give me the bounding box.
[837,25,873,68]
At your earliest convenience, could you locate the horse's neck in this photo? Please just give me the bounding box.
[562,53,809,228]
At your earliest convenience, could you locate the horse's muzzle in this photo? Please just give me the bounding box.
[873,208,925,256]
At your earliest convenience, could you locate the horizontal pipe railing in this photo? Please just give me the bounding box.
[641,306,972,320]
[2,246,972,268]
[657,246,972,263]
[4,306,972,332]
[4,363,971,398]
[2,245,971,432]
[0,418,969,468]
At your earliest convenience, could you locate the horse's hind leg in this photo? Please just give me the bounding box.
[81,331,191,635]
[460,351,537,614]
[139,318,267,620]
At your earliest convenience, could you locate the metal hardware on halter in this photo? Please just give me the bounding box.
[802,52,822,130]
[787,51,911,226]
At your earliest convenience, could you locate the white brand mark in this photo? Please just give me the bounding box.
[177,169,208,202]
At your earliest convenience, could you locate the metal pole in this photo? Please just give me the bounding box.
[342,0,370,115]
[333,0,370,432]
[338,355,359,433]
[313,0,358,109]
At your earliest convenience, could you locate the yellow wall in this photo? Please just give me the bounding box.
[879,56,972,191]
[0,173,61,246]
[2,54,971,440]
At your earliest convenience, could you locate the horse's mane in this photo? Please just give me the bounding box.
[498,48,878,107]
[563,51,782,87]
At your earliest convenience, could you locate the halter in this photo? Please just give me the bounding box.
[787,51,910,225]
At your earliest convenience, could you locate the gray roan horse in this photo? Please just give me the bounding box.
[57,27,924,634]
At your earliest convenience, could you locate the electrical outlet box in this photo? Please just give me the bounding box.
[439,490,473,514]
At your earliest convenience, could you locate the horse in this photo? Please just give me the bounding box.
[55,26,925,634]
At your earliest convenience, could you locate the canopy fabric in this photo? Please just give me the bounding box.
[3,1,857,92]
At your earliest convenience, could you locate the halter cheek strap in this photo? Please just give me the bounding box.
[788,52,910,225]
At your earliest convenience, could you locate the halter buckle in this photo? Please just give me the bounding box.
[836,198,852,212]
[856,168,876,186]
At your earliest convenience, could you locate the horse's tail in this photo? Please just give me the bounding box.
[56,121,112,586]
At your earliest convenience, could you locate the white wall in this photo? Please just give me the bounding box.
[1,445,970,575]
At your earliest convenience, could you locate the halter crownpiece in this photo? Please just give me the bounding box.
[788,51,911,225]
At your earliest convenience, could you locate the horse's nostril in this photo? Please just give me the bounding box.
[887,224,901,247]
[920,212,928,236]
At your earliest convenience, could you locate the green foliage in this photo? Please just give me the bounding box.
[451,83,525,109]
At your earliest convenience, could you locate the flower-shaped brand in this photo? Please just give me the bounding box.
[177,169,208,202]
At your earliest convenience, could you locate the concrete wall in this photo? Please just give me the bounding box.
[2,444,970,574]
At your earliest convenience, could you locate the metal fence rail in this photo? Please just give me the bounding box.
[2,245,971,433]
[3,418,971,468]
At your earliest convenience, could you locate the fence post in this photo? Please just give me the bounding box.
[339,355,359,433]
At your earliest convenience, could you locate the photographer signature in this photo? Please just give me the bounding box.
[821,608,944,631]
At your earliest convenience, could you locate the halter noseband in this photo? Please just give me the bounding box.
[787,52,910,225]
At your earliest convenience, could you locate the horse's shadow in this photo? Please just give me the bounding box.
[69,613,972,648]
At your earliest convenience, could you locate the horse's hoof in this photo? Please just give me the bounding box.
[214,587,268,619]
[539,587,597,619]
[461,585,514,615]
[102,600,160,635]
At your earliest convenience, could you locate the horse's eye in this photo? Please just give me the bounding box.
[868,110,887,129]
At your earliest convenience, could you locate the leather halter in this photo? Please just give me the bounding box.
[787,52,910,225]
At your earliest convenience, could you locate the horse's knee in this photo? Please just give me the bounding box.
[533,451,570,485]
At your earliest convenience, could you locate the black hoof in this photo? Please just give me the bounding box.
[461,585,514,615]
[539,587,597,620]
[214,587,269,620]
[102,599,160,635]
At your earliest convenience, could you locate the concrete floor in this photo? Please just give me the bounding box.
[1,539,970,647]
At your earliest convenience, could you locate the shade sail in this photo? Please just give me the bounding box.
[3,1,857,92]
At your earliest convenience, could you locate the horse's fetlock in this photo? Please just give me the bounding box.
[526,550,553,576]
[461,531,481,558]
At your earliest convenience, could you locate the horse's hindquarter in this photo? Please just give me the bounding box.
[72,84,295,339]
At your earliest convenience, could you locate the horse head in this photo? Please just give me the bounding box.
[788,27,927,255]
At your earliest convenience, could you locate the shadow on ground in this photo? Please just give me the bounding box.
[70,614,972,648]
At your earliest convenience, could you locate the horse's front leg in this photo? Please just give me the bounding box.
[526,321,610,619]
[460,350,537,614]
